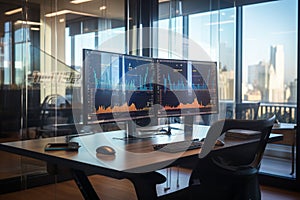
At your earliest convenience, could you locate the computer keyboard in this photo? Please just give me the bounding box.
[152,139,202,153]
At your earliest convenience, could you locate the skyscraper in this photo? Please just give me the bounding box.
[246,45,285,103]
[269,45,285,102]
[247,61,268,101]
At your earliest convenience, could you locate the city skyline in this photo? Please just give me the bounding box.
[243,0,297,83]
[247,45,286,103]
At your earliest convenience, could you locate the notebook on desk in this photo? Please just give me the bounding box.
[225,129,261,139]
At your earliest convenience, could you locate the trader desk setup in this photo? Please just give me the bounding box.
[0,124,283,200]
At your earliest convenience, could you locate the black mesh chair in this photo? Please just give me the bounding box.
[235,102,260,120]
[158,114,275,200]
[39,94,75,137]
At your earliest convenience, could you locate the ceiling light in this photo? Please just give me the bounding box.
[30,27,40,31]
[5,8,22,16]
[70,0,93,4]
[45,10,71,17]
[99,6,107,11]
[14,20,41,26]
[159,0,170,3]
[45,9,98,18]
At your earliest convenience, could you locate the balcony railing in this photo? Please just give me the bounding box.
[218,101,297,123]
[259,103,297,123]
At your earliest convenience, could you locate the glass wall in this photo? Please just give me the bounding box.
[189,7,235,119]
[242,0,297,108]
[156,0,298,181]
[241,0,298,179]
[157,0,235,123]
[0,0,125,194]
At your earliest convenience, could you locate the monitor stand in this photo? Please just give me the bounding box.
[121,120,154,141]
[121,118,166,140]
[166,118,172,135]
[161,117,172,135]
[111,121,141,141]
[184,115,194,138]
[124,120,138,139]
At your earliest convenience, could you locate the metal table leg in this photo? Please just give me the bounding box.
[72,169,100,200]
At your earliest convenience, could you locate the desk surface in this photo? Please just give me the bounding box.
[0,124,282,178]
[272,123,296,130]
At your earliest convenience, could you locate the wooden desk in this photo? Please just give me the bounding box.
[0,124,282,200]
[271,123,296,175]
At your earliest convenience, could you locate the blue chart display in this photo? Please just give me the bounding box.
[83,49,218,124]
[83,50,154,123]
[156,59,218,117]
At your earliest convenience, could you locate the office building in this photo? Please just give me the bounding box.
[269,45,285,103]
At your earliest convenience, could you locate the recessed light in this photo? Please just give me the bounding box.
[159,0,170,3]
[14,20,41,26]
[45,10,71,17]
[45,9,98,18]
[99,6,107,11]
[30,27,40,31]
[5,8,22,16]
[70,0,93,4]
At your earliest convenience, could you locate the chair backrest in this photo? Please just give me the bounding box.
[235,102,260,120]
[41,94,71,109]
[40,94,72,128]
[199,114,275,169]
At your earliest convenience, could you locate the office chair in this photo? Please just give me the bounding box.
[158,114,275,200]
[39,94,74,137]
[235,101,260,120]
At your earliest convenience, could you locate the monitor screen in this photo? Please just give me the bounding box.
[156,59,218,117]
[83,49,155,124]
[83,49,218,125]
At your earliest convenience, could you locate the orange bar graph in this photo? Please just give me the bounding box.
[164,98,212,110]
[96,103,149,114]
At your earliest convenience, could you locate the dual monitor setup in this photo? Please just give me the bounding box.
[83,49,219,138]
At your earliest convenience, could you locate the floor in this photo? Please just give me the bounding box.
[261,156,296,178]
[0,132,299,199]
[0,173,300,200]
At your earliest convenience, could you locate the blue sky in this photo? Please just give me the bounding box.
[243,0,298,83]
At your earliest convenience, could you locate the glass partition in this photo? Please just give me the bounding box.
[0,0,125,195]
[242,0,298,179]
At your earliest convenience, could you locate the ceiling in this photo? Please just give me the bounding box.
[0,0,124,36]
[0,0,278,37]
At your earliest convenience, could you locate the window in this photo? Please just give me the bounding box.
[242,0,298,179]
[242,0,297,105]
[158,2,183,59]
[189,8,235,101]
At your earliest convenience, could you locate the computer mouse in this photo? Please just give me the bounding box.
[96,146,116,155]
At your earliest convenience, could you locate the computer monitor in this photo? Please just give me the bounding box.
[83,49,218,135]
[83,49,155,125]
[155,59,218,118]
